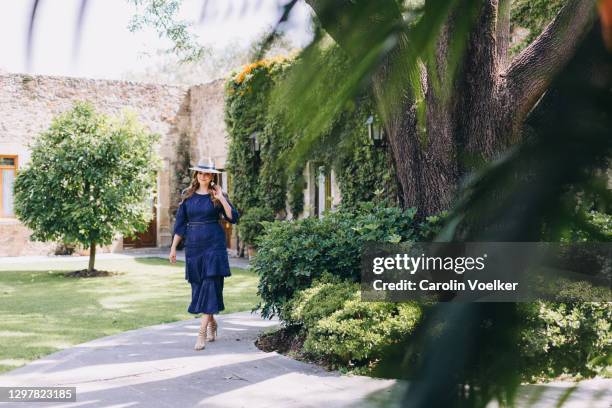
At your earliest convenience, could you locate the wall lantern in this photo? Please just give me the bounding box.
[250,131,260,153]
[366,115,385,147]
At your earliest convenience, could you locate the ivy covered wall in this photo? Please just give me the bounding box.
[224,47,401,245]
[225,58,291,215]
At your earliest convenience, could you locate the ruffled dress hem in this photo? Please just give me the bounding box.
[184,249,232,283]
[187,275,225,314]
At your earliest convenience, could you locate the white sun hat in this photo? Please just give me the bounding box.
[189,157,224,174]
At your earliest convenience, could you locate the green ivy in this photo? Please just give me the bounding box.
[510,0,565,55]
[224,48,400,246]
[331,96,400,210]
[225,58,294,245]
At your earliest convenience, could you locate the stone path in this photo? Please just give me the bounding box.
[1,254,610,407]
[0,312,396,407]
[0,311,610,407]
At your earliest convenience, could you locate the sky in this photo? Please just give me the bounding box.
[0,0,313,81]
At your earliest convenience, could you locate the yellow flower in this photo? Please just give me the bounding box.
[233,55,293,84]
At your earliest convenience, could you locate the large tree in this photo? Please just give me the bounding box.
[300,0,596,217]
[121,0,597,217]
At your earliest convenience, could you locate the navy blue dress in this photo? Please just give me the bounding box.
[173,191,240,315]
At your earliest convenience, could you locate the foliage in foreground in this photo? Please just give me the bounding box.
[281,275,612,381]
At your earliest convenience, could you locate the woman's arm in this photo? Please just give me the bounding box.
[213,186,240,224]
[169,200,188,263]
[219,197,233,222]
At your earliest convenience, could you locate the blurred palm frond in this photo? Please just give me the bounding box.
[258,0,490,178]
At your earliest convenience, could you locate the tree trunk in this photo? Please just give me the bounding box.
[306,0,595,218]
[88,241,96,272]
[378,1,505,217]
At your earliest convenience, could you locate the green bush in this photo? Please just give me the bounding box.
[253,202,421,318]
[305,300,422,369]
[519,301,612,381]
[569,211,612,242]
[237,206,276,247]
[285,277,422,370]
[283,278,610,379]
[282,273,357,326]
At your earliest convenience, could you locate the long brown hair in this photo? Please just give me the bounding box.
[180,171,222,207]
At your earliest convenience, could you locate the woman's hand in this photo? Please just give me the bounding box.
[169,247,177,264]
[212,184,225,201]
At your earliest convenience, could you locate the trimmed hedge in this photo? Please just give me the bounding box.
[519,301,612,381]
[282,273,357,326]
[282,279,611,379]
[284,275,422,371]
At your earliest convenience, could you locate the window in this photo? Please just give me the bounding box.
[218,172,225,192]
[0,155,17,218]
[315,165,332,218]
[325,171,332,210]
[225,172,232,194]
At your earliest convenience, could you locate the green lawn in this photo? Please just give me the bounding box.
[0,257,259,374]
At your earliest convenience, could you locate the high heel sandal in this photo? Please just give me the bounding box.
[207,319,218,342]
[194,322,208,351]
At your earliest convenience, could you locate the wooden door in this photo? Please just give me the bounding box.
[123,195,157,248]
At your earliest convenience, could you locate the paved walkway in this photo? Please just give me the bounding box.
[0,312,396,407]
[0,312,612,408]
[1,255,610,407]
[0,313,610,407]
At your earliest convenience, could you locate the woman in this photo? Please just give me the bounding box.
[169,158,240,351]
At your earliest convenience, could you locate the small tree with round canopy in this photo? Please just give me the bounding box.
[14,102,160,273]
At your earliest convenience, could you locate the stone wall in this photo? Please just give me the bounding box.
[0,71,345,257]
[0,220,53,257]
[188,79,229,168]
[0,74,189,149]
[0,73,190,256]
